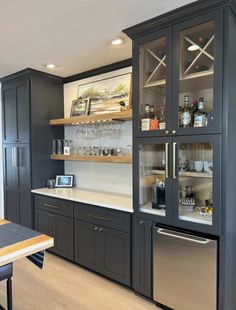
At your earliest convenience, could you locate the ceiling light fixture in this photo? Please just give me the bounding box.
[188,44,200,51]
[111,37,125,46]
[46,63,56,69]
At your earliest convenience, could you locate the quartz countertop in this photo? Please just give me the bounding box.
[31,188,133,213]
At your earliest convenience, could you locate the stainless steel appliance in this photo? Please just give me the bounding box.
[153,227,217,310]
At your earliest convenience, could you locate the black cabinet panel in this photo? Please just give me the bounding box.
[74,203,130,233]
[74,220,99,271]
[100,227,130,286]
[35,208,73,261]
[133,217,152,298]
[2,69,64,228]
[35,195,73,217]
[2,84,16,143]
[15,79,30,143]
[53,214,74,260]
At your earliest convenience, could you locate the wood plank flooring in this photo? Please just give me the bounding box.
[0,253,160,310]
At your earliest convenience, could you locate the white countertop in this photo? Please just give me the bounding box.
[31,188,133,213]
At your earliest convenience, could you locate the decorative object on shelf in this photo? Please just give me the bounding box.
[46,179,55,189]
[63,140,73,155]
[55,175,74,188]
[70,97,90,117]
[76,72,132,115]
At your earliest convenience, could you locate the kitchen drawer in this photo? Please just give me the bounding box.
[34,195,73,217]
[74,203,130,233]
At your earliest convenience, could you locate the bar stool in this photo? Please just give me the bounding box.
[0,263,13,310]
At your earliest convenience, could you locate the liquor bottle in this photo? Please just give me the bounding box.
[159,106,166,130]
[191,99,198,126]
[194,97,207,127]
[150,105,159,130]
[141,104,151,131]
[179,95,192,128]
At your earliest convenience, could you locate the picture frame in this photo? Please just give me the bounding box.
[70,97,90,117]
[55,175,74,188]
[77,72,132,115]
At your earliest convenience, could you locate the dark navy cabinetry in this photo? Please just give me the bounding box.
[1,69,64,228]
[124,0,236,308]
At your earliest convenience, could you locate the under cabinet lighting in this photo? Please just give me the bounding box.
[111,37,125,46]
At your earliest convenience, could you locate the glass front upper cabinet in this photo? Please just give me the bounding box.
[138,29,171,135]
[137,138,171,222]
[174,12,222,134]
[172,135,220,234]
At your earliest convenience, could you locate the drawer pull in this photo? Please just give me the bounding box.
[94,227,99,231]
[139,220,144,225]
[43,203,59,209]
[99,228,103,232]
[88,214,110,222]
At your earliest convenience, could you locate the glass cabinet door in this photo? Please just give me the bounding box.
[173,12,222,134]
[172,135,221,234]
[135,138,172,222]
[137,28,171,136]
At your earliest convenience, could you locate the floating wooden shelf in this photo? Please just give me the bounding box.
[50,110,132,126]
[50,154,132,164]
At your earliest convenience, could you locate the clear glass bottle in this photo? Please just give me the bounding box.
[194,97,207,127]
[141,104,151,131]
[179,95,192,128]
[159,106,166,130]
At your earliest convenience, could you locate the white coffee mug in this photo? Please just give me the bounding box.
[194,161,204,172]
[203,161,209,172]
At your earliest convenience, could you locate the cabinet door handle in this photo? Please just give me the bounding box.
[94,227,99,231]
[43,203,59,209]
[139,220,144,225]
[173,142,177,179]
[99,228,103,232]
[88,214,110,222]
[165,143,169,179]
[11,147,17,168]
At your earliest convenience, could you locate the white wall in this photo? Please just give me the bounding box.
[64,67,132,195]
[0,83,4,217]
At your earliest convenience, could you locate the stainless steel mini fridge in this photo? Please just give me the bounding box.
[153,227,217,310]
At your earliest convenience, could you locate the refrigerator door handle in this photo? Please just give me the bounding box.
[156,228,211,244]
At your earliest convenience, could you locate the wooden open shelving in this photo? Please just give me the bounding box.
[49,110,132,126]
[50,154,132,164]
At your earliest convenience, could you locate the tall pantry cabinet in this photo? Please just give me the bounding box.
[124,0,236,309]
[1,69,64,228]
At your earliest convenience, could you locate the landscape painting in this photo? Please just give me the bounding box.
[77,73,131,115]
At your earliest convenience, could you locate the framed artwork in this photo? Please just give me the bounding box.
[55,175,74,188]
[70,97,90,117]
[77,72,132,115]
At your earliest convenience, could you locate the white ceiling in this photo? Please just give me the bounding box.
[0,0,196,78]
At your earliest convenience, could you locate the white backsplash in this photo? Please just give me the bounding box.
[64,67,133,196]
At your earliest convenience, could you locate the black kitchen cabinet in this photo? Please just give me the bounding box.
[35,195,74,261]
[74,203,131,286]
[74,220,99,272]
[1,69,64,227]
[100,226,130,285]
[124,0,236,309]
[3,144,31,227]
[2,78,30,144]
[132,217,152,298]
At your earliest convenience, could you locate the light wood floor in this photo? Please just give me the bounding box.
[0,253,160,310]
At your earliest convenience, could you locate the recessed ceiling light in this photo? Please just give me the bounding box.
[188,44,200,51]
[46,63,56,69]
[111,37,125,46]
